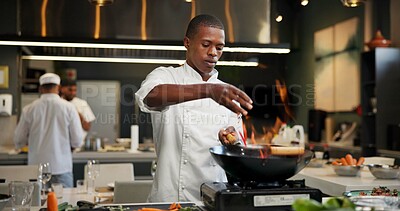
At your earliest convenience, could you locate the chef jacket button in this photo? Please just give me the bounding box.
[182,186,185,190]
[184,134,189,138]
[183,159,188,164]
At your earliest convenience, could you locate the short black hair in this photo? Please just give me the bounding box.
[41,83,58,90]
[61,79,77,86]
[185,14,224,39]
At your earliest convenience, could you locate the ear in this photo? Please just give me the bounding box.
[183,37,190,49]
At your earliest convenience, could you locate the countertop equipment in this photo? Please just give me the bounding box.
[201,145,322,211]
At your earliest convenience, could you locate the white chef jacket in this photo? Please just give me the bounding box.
[135,63,242,202]
[70,97,96,139]
[14,93,83,174]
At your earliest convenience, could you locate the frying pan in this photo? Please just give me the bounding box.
[209,145,313,183]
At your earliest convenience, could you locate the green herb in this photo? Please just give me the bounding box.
[292,197,356,211]
[179,207,201,211]
[105,205,129,211]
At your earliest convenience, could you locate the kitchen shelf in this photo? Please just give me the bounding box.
[360,48,400,152]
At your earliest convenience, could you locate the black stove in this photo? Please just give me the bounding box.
[201,180,322,211]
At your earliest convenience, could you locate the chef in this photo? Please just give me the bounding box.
[60,79,96,141]
[135,14,253,202]
[14,73,83,187]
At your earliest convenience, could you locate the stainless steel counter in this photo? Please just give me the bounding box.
[0,146,156,165]
[0,146,157,181]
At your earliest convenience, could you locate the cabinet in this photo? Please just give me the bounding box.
[361,48,400,151]
[22,68,46,93]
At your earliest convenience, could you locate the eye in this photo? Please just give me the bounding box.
[217,46,224,51]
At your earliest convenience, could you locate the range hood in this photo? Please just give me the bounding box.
[0,0,291,65]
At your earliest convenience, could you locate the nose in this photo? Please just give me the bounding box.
[208,47,217,57]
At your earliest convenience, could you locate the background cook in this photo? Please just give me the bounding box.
[14,73,83,187]
[60,79,96,141]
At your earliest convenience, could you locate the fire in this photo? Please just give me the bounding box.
[250,130,265,159]
[242,116,281,145]
[250,130,256,145]
[240,78,295,159]
[242,79,294,144]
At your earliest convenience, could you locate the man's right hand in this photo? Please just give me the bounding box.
[218,126,240,145]
[206,84,253,116]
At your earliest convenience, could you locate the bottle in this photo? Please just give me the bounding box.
[322,143,330,160]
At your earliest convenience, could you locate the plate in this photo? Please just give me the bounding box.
[344,189,399,197]
[100,202,199,211]
[107,182,115,189]
[344,190,400,209]
[349,196,399,209]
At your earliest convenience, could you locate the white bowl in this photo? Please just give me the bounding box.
[115,138,131,143]
[115,138,131,147]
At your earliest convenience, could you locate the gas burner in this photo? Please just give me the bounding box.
[201,180,322,211]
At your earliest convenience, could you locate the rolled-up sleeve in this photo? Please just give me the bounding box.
[69,107,84,148]
[135,67,170,113]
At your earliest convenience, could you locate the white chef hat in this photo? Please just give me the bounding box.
[39,73,61,85]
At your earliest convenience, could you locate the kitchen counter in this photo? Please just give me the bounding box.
[290,164,400,196]
[72,150,157,163]
[0,145,157,180]
[0,146,157,165]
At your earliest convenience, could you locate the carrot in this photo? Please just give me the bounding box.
[345,154,354,165]
[353,158,357,165]
[169,202,182,210]
[332,160,340,165]
[138,202,182,211]
[47,192,58,211]
[340,157,348,165]
[138,208,165,211]
[357,157,365,166]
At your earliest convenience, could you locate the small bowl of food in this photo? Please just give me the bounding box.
[331,154,365,176]
[332,165,363,177]
[368,164,400,179]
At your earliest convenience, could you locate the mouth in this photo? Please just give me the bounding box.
[205,60,217,67]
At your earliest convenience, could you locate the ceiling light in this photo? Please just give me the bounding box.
[341,0,365,7]
[21,55,259,67]
[0,40,290,54]
[301,0,309,6]
[88,0,114,6]
[275,15,283,23]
